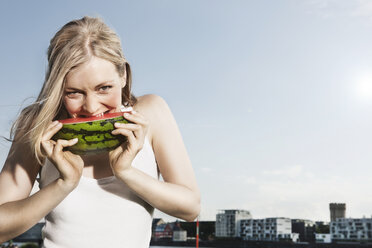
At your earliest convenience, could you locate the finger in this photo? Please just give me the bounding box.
[53,138,78,153]
[64,151,84,169]
[112,127,136,139]
[112,128,137,144]
[130,113,148,136]
[123,112,148,127]
[114,123,141,131]
[114,122,143,138]
[41,140,55,157]
[122,112,148,138]
[42,121,63,141]
[109,145,123,162]
[109,129,133,164]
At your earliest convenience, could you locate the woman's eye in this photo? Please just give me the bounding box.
[66,92,81,98]
[99,85,112,92]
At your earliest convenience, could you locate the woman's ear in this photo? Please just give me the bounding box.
[121,78,126,88]
[121,70,127,88]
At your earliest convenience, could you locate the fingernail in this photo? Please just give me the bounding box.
[124,113,130,117]
[53,120,59,125]
[114,122,122,127]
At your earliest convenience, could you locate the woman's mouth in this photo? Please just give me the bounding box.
[93,110,111,117]
[75,110,111,118]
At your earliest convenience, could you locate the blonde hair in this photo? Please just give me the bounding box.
[11,16,136,164]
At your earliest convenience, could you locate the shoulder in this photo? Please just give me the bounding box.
[134,94,168,110]
[133,94,174,143]
[134,94,170,119]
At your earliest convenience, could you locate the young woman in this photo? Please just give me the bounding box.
[0,16,200,247]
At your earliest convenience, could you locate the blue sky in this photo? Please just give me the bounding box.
[1,0,372,222]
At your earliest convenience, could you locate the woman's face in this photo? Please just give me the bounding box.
[63,56,125,118]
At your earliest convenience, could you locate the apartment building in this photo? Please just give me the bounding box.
[215,209,252,237]
[331,217,372,242]
[240,217,292,241]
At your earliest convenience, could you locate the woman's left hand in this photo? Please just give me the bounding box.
[109,111,149,176]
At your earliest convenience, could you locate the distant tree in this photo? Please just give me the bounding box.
[1,240,18,248]
[20,243,39,248]
[199,221,215,240]
[316,224,330,234]
[179,221,195,237]
[178,221,215,241]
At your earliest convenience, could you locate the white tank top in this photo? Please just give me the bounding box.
[39,137,159,248]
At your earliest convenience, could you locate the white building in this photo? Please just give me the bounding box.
[173,230,187,242]
[216,209,252,237]
[315,233,331,243]
[331,217,372,242]
[240,217,292,241]
[291,233,300,243]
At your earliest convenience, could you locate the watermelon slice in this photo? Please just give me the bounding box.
[52,112,130,155]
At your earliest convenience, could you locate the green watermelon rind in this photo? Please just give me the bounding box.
[52,115,129,155]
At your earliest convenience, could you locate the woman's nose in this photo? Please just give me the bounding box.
[83,94,100,115]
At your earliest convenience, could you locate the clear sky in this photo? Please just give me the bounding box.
[1,0,372,222]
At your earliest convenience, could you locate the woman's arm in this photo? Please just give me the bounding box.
[0,171,74,243]
[113,94,200,221]
[0,123,83,243]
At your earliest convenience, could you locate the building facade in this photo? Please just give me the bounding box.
[315,233,331,243]
[216,209,252,237]
[329,203,346,222]
[240,218,292,241]
[331,217,372,242]
[154,223,173,240]
[291,219,316,242]
[173,230,187,241]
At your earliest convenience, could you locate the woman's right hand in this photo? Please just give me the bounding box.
[41,121,84,192]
